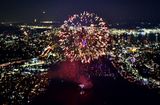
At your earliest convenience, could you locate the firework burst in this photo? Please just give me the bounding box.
[59,11,109,63]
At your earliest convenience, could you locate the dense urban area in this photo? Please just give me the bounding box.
[0,21,160,105]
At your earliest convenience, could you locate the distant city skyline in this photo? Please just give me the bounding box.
[0,0,160,24]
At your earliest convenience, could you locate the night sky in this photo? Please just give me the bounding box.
[0,0,160,23]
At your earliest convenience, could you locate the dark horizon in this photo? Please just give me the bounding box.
[0,0,160,24]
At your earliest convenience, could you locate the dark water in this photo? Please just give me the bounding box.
[29,58,160,105]
[29,76,160,105]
